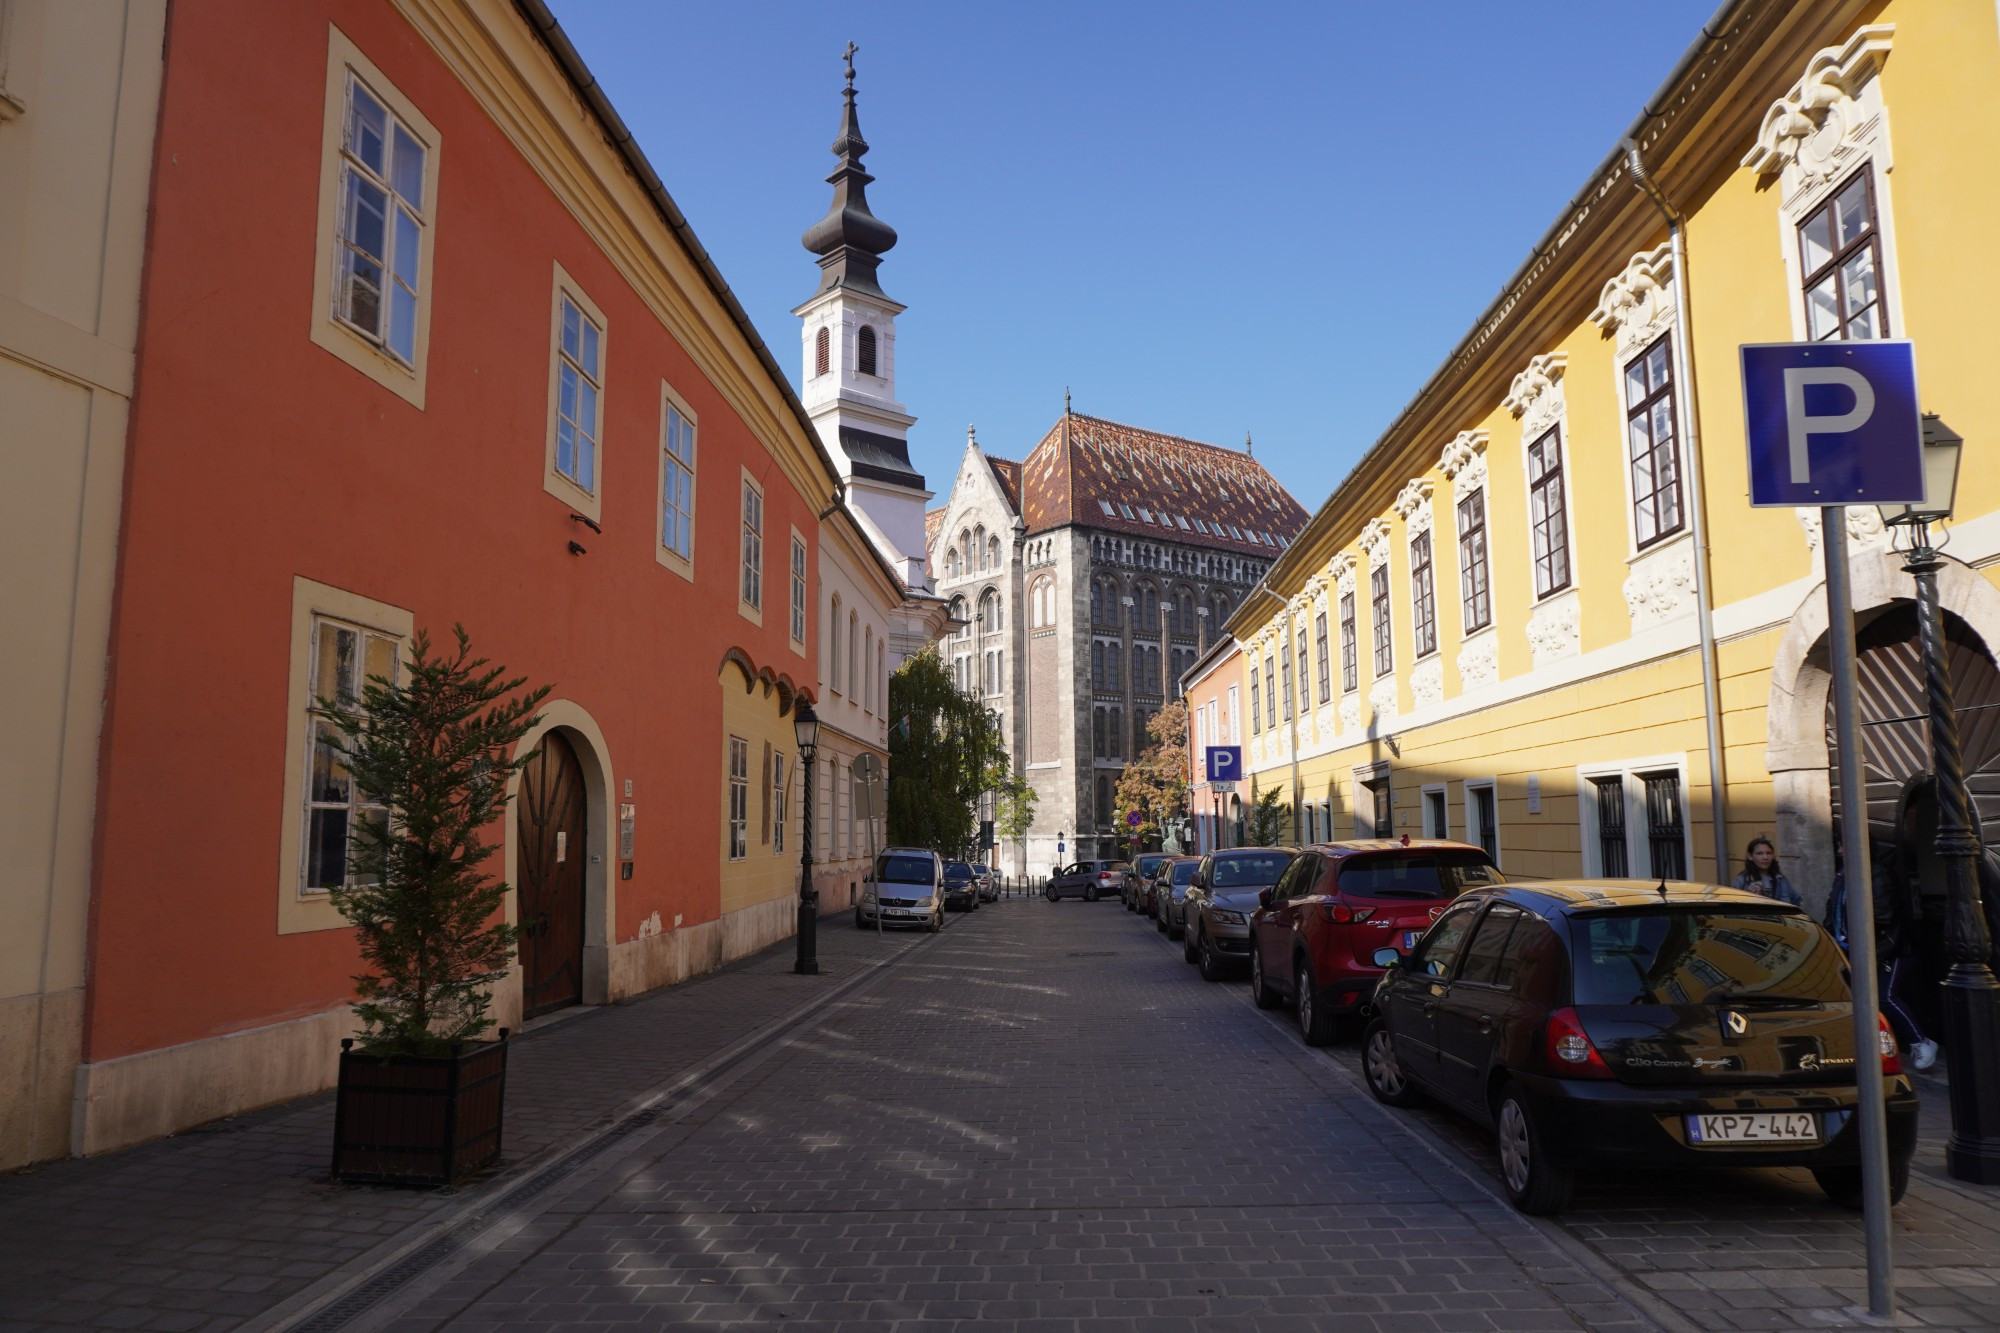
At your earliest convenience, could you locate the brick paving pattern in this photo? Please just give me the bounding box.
[3,893,1998,1331]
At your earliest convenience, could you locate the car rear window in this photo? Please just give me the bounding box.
[875,854,934,884]
[944,862,972,878]
[1569,910,1846,1006]
[1338,852,1501,899]
[1209,852,1294,887]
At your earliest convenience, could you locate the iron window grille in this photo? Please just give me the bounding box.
[1592,775,1630,877]
[1643,772,1687,880]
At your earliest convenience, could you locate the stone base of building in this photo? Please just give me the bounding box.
[0,989,85,1171]
[64,895,805,1164]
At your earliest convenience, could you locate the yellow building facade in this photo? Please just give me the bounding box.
[1226,0,2000,928]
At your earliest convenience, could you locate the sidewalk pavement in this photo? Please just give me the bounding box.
[0,904,943,1331]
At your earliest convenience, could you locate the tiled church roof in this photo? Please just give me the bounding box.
[986,455,1022,512]
[1018,412,1308,554]
[924,506,946,552]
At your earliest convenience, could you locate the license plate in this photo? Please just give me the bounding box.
[1403,931,1419,949]
[1686,1112,1819,1144]
[887,907,914,916]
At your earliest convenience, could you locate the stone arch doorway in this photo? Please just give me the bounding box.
[517,729,589,1018]
[1829,606,2000,1037]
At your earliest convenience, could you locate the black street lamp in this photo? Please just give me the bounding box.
[793,699,821,977]
[1879,415,2000,1184]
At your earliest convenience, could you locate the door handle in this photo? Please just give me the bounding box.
[1422,1002,1436,1018]
[1477,1015,1494,1033]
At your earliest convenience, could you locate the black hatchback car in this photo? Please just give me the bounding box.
[1362,881,1919,1215]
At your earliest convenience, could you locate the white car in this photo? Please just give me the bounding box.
[856,848,944,931]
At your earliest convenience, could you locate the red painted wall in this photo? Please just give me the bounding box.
[88,0,818,1061]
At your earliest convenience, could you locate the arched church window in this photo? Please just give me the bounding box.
[987,536,1000,570]
[857,325,878,377]
[814,326,830,377]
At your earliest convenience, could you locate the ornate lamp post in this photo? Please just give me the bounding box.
[1878,414,2000,1184]
[793,700,822,977]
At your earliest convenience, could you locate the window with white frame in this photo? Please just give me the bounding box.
[1457,490,1492,633]
[1422,786,1449,839]
[1371,565,1393,676]
[1264,653,1277,729]
[1579,762,1688,880]
[829,595,843,692]
[1801,171,1887,341]
[1624,338,1683,549]
[1249,668,1261,735]
[1340,591,1358,692]
[1410,531,1438,658]
[555,295,603,494]
[1315,610,1331,704]
[789,534,808,646]
[333,75,428,365]
[661,398,696,566]
[1465,780,1499,866]
[301,617,399,892]
[740,475,763,614]
[1527,427,1571,597]
[727,737,749,860]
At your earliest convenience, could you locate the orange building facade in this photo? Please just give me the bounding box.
[1183,642,1247,853]
[73,0,860,1156]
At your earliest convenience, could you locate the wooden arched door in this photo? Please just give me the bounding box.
[517,730,587,1018]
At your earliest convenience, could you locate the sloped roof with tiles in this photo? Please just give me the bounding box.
[924,505,947,553]
[986,455,1023,512]
[1016,412,1309,554]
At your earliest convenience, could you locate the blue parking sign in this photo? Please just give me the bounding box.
[1741,341,1923,507]
[1205,746,1241,783]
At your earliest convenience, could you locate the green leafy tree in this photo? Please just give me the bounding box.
[321,627,550,1056]
[1113,700,1190,848]
[1245,782,1290,847]
[887,649,1007,853]
[992,768,1038,869]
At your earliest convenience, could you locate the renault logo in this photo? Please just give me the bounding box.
[1722,1010,1750,1038]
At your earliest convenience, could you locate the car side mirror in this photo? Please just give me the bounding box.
[1372,947,1402,969]
[1257,888,1273,909]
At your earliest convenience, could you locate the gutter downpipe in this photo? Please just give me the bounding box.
[1255,585,1303,845]
[1623,137,1730,879]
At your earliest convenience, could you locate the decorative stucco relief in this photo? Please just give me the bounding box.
[1331,551,1357,599]
[1797,506,1893,557]
[1503,353,1568,439]
[1368,675,1397,726]
[1339,694,1361,733]
[1742,24,1895,194]
[1411,657,1443,709]
[1359,518,1393,568]
[1394,478,1436,538]
[1439,430,1489,503]
[1457,631,1497,690]
[1590,244,1676,359]
[1526,589,1581,668]
[1623,539,1697,631]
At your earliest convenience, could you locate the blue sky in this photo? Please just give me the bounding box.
[550,1,1723,509]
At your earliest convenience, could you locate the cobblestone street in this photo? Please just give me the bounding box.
[4,898,1999,1331]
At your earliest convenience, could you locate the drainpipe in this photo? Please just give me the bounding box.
[1624,137,1730,879]
[1256,585,1303,844]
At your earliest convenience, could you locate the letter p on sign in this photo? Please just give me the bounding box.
[1742,341,1923,507]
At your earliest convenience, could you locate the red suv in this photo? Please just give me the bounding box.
[1248,839,1502,1045]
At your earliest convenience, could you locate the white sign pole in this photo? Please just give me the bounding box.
[1823,509,1895,1319]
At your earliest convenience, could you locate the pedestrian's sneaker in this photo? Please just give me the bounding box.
[1913,1038,1939,1071]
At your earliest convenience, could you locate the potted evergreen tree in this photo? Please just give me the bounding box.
[321,626,550,1187]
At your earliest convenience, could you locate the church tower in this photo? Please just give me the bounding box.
[794,45,931,579]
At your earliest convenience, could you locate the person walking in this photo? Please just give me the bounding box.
[1826,834,1939,1071]
[1731,835,1802,906]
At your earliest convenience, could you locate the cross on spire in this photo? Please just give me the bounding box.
[843,41,858,87]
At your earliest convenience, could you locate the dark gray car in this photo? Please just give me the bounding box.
[1046,860,1129,901]
[1182,848,1299,981]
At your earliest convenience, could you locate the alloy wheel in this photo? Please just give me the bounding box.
[1366,1028,1404,1097]
[1497,1099,1531,1195]
[1296,963,1313,1032]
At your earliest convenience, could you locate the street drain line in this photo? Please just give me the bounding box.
[272,929,950,1333]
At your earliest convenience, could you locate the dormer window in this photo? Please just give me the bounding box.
[814,326,830,377]
[857,325,878,377]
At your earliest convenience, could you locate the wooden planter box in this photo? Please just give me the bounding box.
[330,1032,508,1187]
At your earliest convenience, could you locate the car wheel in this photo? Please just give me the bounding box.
[1813,1160,1911,1209]
[1198,931,1225,982]
[855,909,867,930]
[1182,922,1201,963]
[1362,1021,1422,1107]
[1044,886,1057,902]
[1084,885,1099,902]
[1495,1084,1573,1215]
[1296,959,1337,1047]
[1155,905,1168,934]
[1250,946,1283,1009]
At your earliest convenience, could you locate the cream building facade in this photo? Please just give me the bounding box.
[1226,0,2000,954]
[0,0,166,1170]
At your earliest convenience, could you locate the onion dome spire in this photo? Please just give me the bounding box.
[802,42,898,299]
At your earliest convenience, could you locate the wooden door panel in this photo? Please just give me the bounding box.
[517,731,587,1017]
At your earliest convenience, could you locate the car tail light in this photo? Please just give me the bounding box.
[1878,1014,1902,1074]
[1318,903,1373,924]
[1542,1008,1614,1079]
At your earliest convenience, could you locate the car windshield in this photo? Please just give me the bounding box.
[1570,910,1847,1006]
[1170,861,1199,885]
[1209,852,1294,888]
[1341,851,1502,899]
[944,862,973,878]
[875,854,933,884]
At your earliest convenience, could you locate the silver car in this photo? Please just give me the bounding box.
[856,848,943,931]
[1182,848,1298,981]
[1152,857,1200,938]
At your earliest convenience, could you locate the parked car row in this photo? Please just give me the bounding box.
[1118,838,1920,1216]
